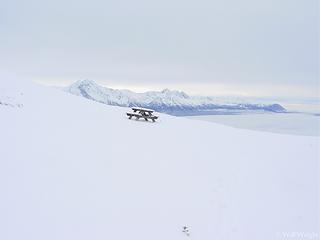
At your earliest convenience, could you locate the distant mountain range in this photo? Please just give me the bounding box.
[64,79,286,115]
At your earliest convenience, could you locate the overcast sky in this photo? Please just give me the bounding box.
[1,0,318,97]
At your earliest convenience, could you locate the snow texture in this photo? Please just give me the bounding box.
[0,79,318,240]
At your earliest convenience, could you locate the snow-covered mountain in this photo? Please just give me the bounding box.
[1,79,318,240]
[65,79,286,115]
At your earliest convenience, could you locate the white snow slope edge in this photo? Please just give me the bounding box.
[1,80,319,240]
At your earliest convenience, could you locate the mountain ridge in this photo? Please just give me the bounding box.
[65,79,286,115]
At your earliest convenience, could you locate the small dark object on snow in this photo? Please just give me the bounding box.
[126,107,158,122]
[182,226,190,236]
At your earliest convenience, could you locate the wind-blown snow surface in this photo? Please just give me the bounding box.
[65,79,286,115]
[1,80,319,240]
[187,113,320,136]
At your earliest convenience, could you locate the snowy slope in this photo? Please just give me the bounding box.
[0,79,318,240]
[65,79,286,115]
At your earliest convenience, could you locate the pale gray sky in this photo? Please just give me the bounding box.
[1,0,319,97]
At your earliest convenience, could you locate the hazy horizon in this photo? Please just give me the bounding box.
[36,78,320,100]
